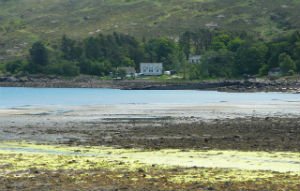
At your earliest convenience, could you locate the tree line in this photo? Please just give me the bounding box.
[180,29,299,79]
[1,30,299,79]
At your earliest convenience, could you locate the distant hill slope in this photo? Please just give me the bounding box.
[0,0,299,60]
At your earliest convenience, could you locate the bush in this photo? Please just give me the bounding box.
[62,62,80,76]
[118,69,126,78]
[201,50,234,78]
[295,60,300,73]
[279,53,296,75]
[187,64,203,80]
[5,60,26,74]
[258,64,270,76]
[46,61,79,76]
[90,60,113,76]
[0,63,6,73]
[46,63,64,75]
[90,62,105,76]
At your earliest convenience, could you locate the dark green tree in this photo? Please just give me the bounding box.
[62,61,80,76]
[84,37,101,60]
[227,37,244,52]
[279,53,296,75]
[266,41,289,68]
[145,38,179,70]
[200,50,234,78]
[179,31,191,59]
[78,57,91,74]
[190,29,214,54]
[61,35,82,60]
[187,64,202,80]
[28,41,49,73]
[234,42,268,75]
[5,60,25,74]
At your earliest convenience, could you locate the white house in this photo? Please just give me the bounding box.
[188,55,201,64]
[140,63,163,76]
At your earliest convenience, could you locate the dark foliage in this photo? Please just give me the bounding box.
[2,30,299,78]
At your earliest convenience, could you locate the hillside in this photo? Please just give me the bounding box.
[0,0,299,60]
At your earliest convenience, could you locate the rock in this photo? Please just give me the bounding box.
[207,186,216,190]
[19,77,28,82]
[0,163,13,169]
[224,181,232,187]
[29,168,39,174]
[68,160,77,164]
[0,77,8,82]
[0,76,18,82]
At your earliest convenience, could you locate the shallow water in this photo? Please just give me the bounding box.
[0,87,299,108]
[0,147,111,157]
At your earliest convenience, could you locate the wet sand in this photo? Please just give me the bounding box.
[0,102,300,190]
[0,101,299,149]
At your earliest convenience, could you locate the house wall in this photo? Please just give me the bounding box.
[269,71,281,75]
[188,59,201,64]
[188,55,201,64]
[140,63,163,76]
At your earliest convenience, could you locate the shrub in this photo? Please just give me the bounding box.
[46,61,79,76]
[62,62,80,76]
[279,53,296,75]
[5,60,25,74]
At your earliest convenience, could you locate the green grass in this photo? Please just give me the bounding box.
[0,0,299,61]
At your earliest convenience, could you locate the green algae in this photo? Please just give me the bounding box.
[121,149,300,174]
[0,141,299,186]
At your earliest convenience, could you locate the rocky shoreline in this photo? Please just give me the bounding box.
[0,75,300,93]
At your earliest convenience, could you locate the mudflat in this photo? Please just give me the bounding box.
[1,103,300,151]
[0,103,300,191]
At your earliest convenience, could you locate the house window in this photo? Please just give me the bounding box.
[149,66,153,72]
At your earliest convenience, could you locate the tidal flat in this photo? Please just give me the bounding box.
[0,102,300,190]
[0,142,299,191]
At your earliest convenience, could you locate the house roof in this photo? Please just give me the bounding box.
[269,67,281,72]
[140,63,163,65]
[189,55,201,60]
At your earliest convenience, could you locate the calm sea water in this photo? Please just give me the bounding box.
[0,87,299,108]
